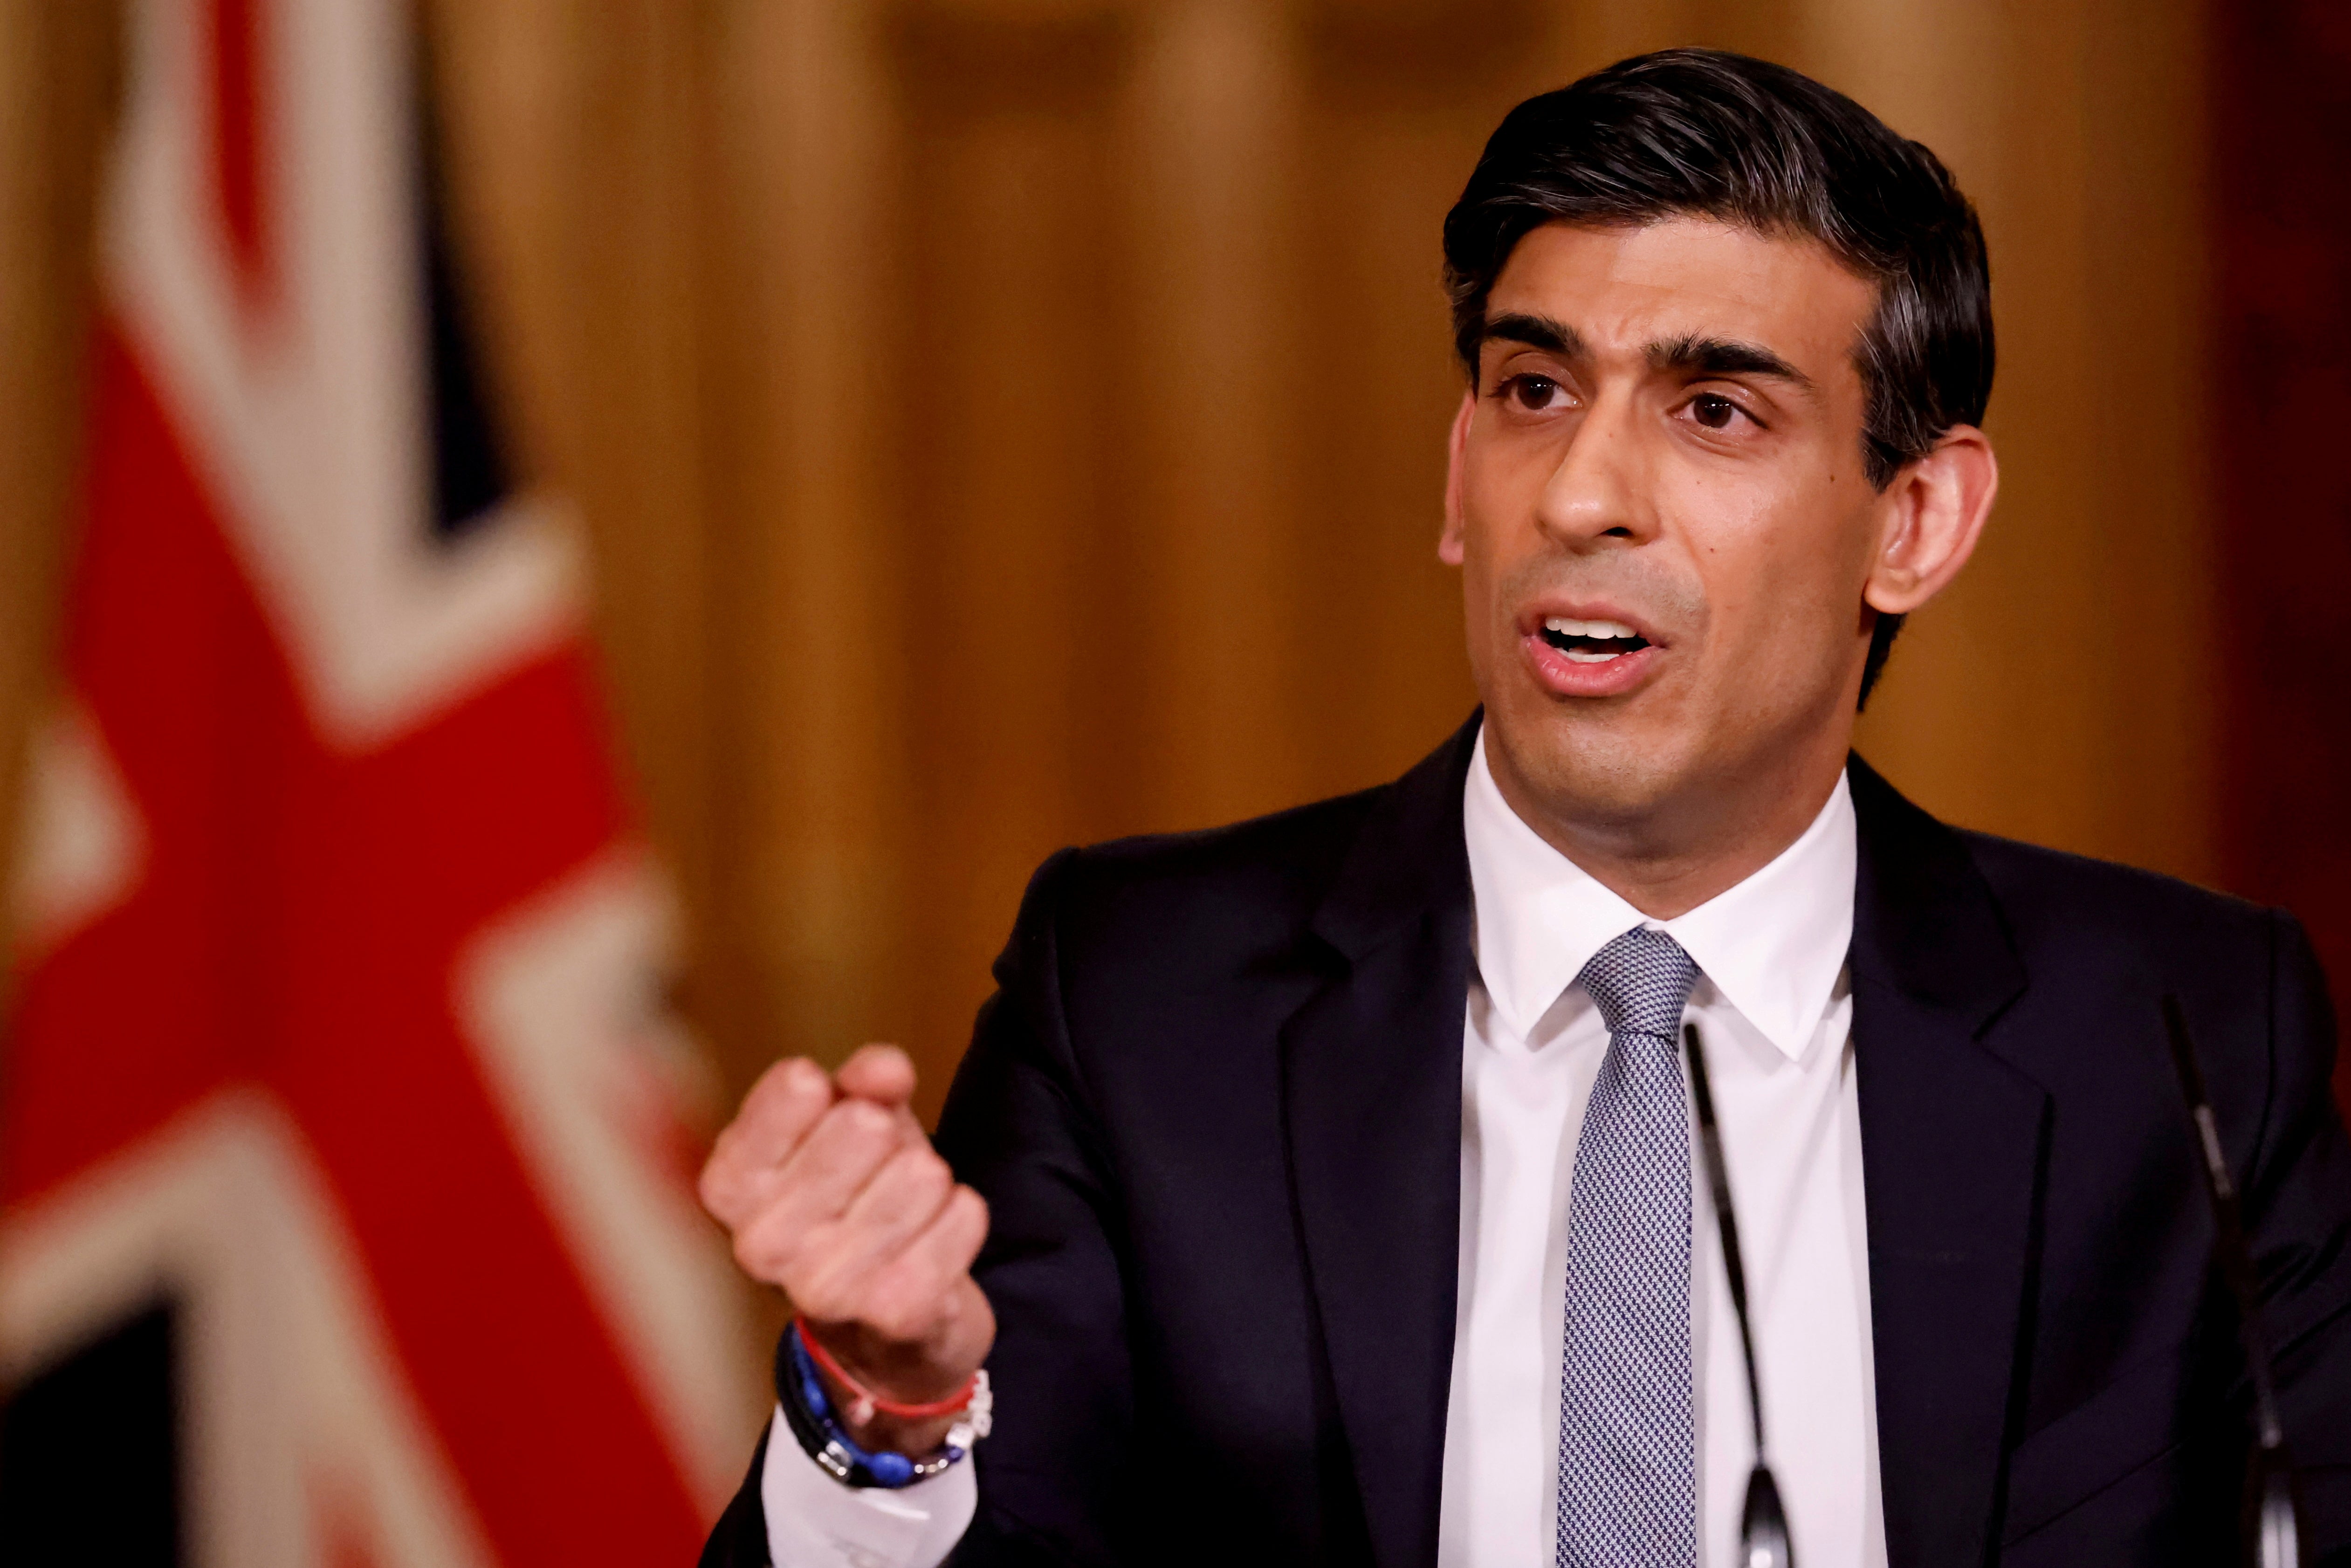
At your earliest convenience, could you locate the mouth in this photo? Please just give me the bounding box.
[1535,616,1652,665]
[1517,609,1665,698]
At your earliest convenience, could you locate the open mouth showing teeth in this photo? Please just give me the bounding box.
[1540,617,1651,663]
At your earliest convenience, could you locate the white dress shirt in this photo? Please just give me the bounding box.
[1445,732,1885,1566]
[765,733,1886,1567]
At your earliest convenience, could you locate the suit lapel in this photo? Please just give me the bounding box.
[1848,756,2049,1567]
[1278,737,2050,1565]
[1282,717,1479,1568]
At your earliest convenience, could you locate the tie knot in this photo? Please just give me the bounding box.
[1575,927,1699,1042]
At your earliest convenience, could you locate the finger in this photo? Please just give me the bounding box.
[716,1058,836,1169]
[906,1185,990,1289]
[787,1144,958,1309]
[834,1045,924,1156]
[729,1098,912,1278]
[852,1187,990,1345]
[699,1058,835,1226]
[834,1043,917,1108]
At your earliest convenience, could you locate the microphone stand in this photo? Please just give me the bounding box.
[2160,995,2304,1568]
[1684,1023,1795,1568]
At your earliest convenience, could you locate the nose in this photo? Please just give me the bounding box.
[1533,388,1658,552]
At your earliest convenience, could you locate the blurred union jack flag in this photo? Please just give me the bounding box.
[0,0,749,1563]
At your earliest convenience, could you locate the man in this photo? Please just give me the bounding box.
[697,50,2351,1567]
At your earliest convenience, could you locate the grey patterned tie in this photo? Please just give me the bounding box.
[1557,927,1702,1568]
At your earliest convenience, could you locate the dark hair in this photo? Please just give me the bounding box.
[1442,49,1993,707]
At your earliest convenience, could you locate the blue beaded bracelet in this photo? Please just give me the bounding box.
[784,1327,969,1489]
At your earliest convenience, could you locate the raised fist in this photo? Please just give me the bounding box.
[698,1044,994,1453]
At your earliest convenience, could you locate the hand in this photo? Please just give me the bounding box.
[699,1043,995,1455]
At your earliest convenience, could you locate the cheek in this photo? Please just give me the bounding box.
[1460,421,1555,525]
[1670,481,1871,666]
[1454,455,1521,599]
[1458,544,1510,679]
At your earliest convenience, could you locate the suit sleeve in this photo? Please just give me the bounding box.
[698,1424,772,1568]
[2246,909,2351,1560]
[930,848,1138,1566]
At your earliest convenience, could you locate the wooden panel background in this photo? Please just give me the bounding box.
[1,0,2219,1149]
[2212,0,2351,1105]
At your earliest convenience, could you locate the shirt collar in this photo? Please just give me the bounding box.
[1462,727,1856,1060]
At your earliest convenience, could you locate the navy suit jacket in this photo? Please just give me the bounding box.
[704,717,2351,1566]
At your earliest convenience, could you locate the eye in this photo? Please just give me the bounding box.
[1500,373,1570,413]
[1689,392,1744,430]
[1683,392,1758,435]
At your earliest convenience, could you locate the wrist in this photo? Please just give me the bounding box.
[776,1320,991,1490]
[801,1320,974,1411]
[832,1398,959,1458]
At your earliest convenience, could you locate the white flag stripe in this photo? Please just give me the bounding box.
[108,0,584,753]
[0,1093,498,1568]
[459,848,760,1512]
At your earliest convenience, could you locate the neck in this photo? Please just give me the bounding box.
[1484,730,1851,922]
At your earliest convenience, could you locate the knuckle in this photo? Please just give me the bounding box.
[833,1103,896,1159]
[768,1055,821,1095]
[902,1150,952,1200]
[733,1210,811,1282]
[695,1161,729,1217]
[731,1232,781,1283]
[741,1064,789,1116]
[832,1100,884,1147]
[698,1154,754,1220]
[949,1185,989,1230]
[748,1058,824,1123]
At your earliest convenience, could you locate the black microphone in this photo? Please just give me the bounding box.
[2159,994,2303,1568]
[1683,1022,1795,1568]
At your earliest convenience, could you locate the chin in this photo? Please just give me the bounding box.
[1488,704,1691,829]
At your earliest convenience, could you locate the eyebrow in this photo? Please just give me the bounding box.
[1648,333,1816,394]
[1481,312,1586,359]
[1479,314,1818,398]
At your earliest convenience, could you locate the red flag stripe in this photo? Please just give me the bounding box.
[5,324,706,1563]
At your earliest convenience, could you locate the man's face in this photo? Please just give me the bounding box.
[1444,217,1891,832]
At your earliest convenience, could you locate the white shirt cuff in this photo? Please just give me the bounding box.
[759,1406,978,1568]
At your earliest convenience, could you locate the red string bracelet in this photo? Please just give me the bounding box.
[792,1320,980,1427]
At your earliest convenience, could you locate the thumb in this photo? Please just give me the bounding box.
[834,1042,918,1110]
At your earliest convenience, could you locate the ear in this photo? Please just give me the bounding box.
[1438,388,1475,566]
[1863,425,1998,615]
